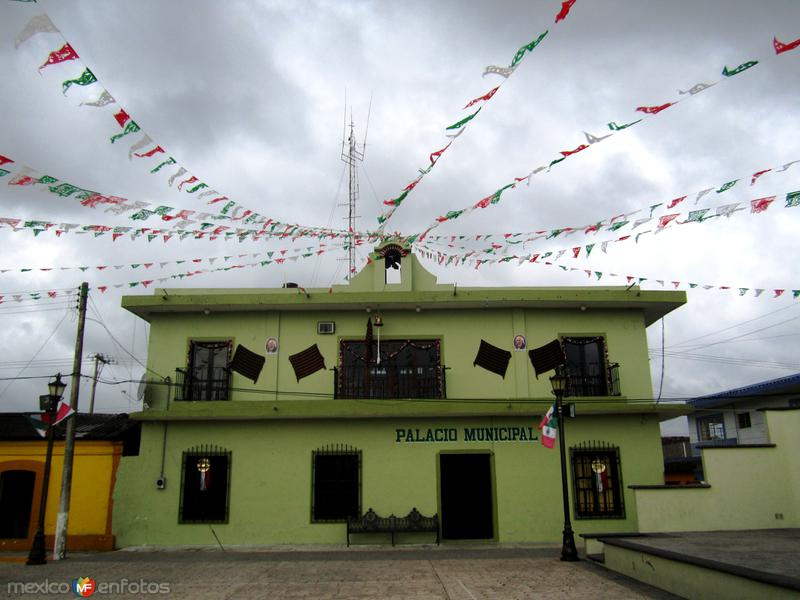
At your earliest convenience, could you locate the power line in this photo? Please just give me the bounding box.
[649,350,799,371]
[0,308,71,402]
[86,296,165,380]
[665,301,800,349]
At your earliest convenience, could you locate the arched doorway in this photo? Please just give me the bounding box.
[0,468,37,539]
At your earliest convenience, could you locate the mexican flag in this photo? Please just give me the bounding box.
[538,404,558,449]
[25,401,75,437]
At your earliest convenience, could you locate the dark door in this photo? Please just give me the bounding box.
[439,453,493,539]
[0,470,36,539]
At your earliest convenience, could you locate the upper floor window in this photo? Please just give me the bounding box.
[178,340,231,401]
[179,445,231,524]
[697,414,726,441]
[570,442,625,519]
[337,339,443,399]
[736,412,752,429]
[563,337,611,396]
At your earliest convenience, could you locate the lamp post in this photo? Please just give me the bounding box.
[26,373,66,566]
[550,365,579,561]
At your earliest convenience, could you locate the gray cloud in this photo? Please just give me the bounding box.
[0,1,798,429]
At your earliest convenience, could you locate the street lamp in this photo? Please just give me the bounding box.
[26,373,66,566]
[550,365,579,561]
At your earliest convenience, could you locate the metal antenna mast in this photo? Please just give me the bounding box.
[340,94,368,279]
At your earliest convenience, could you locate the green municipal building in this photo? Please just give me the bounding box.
[113,242,686,546]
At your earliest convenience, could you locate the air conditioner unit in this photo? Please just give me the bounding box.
[317,321,335,334]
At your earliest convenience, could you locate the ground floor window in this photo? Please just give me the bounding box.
[570,442,624,519]
[311,445,360,522]
[179,445,231,524]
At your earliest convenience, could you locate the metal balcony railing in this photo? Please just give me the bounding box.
[334,364,446,399]
[566,362,621,397]
[175,368,231,401]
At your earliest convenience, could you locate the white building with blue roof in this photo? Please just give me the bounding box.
[689,373,800,447]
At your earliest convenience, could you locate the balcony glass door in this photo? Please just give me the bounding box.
[188,341,230,400]
[564,337,608,396]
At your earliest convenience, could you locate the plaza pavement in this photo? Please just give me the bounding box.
[0,545,683,599]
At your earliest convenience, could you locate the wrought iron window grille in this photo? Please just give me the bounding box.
[311,444,361,523]
[178,445,231,524]
[569,441,625,519]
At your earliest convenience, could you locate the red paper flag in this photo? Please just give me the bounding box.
[429,142,452,166]
[463,86,499,109]
[113,109,130,127]
[39,43,79,71]
[751,196,775,213]
[555,0,577,23]
[636,102,675,115]
[667,196,686,209]
[658,214,680,229]
[750,169,771,185]
[773,36,800,55]
[0,155,13,166]
[134,146,165,158]
[572,247,580,258]
[178,176,198,190]
[560,144,588,157]
[774,289,785,297]
[474,194,492,209]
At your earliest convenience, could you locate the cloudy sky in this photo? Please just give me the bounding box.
[1,0,798,434]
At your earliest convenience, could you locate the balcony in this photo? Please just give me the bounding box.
[566,362,621,397]
[334,364,446,399]
[175,367,231,401]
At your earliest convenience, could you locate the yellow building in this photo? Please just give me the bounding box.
[0,413,139,552]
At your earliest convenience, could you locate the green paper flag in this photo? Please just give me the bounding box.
[62,68,97,95]
[682,209,712,224]
[722,60,758,77]
[110,120,141,143]
[446,108,482,130]
[716,179,738,193]
[509,31,548,68]
[608,119,642,131]
[785,191,800,208]
[608,220,628,231]
[150,157,176,173]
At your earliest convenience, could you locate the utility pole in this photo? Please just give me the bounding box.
[88,353,112,415]
[53,282,88,560]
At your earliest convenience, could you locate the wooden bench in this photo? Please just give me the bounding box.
[347,507,439,547]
